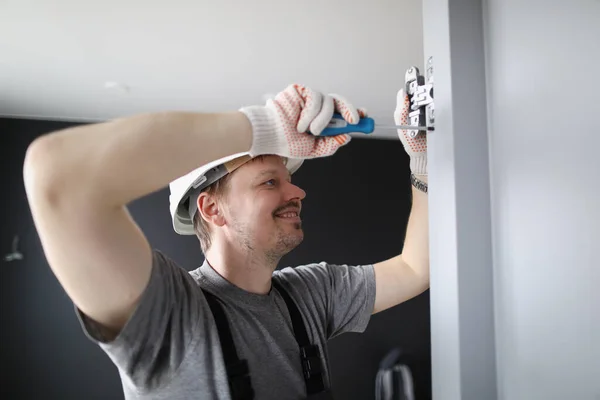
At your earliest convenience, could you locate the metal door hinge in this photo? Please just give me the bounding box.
[405,56,435,138]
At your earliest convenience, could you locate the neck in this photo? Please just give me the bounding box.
[203,239,280,295]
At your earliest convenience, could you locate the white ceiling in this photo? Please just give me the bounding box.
[0,0,424,139]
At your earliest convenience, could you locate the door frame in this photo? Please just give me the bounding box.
[422,0,497,398]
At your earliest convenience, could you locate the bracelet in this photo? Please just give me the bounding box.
[410,173,428,194]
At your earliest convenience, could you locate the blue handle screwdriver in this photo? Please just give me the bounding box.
[319,113,434,137]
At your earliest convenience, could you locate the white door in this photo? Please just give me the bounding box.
[422,0,600,399]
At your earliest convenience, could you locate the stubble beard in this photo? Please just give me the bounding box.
[232,218,304,266]
[265,221,304,263]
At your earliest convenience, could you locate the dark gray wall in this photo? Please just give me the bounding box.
[0,117,431,399]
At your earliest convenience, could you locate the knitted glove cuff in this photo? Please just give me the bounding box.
[239,105,284,156]
[410,155,428,176]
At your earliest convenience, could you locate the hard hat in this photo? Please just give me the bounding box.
[169,153,304,235]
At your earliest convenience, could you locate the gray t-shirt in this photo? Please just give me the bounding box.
[75,249,376,400]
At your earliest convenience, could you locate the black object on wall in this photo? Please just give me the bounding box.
[0,117,431,400]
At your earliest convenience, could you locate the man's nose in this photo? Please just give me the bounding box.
[285,182,306,201]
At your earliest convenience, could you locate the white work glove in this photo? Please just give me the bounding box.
[394,89,428,176]
[240,84,365,159]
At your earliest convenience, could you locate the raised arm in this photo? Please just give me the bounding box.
[373,89,430,314]
[23,111,253,337]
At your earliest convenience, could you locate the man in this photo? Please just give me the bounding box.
[23,83,429,399]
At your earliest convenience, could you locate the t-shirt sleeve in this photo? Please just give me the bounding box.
[74,249,204,392]
[275,261,376,340]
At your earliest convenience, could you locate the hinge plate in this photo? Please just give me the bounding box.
[405,56,435,138]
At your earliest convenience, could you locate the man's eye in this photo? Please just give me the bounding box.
[265,179,276,186]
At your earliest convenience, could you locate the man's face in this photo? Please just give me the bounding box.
[222,156,306,260]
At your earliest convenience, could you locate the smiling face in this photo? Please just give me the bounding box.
[198,155,306,261]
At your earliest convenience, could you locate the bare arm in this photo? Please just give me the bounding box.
[372,178,430,314]
[23,111,252,335]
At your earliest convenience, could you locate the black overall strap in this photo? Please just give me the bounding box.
[202,289,254,400]
[271,279,328,396]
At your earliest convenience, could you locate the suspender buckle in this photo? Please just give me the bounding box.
[300,345,326,393]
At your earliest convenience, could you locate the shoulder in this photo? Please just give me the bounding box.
[272,261,377,337]
[272,262,331,306]
[273,261,375,301]
[274,261,374,285]
[150,249,205,287]
[274,261,330,282]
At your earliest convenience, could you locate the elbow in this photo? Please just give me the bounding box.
[421,274,430,291]
[411,264,430,293]
[23,135,72,208]
[24,136,54,191]
[417,266,430,289]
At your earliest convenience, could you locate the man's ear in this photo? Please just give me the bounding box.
[197,193,226,227]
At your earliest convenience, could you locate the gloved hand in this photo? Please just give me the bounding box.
[240,84,364,159]
[394,89,428,176]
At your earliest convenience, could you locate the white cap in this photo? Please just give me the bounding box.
[169,153,304,235]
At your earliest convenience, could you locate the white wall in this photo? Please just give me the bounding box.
[484,1,600,399]
[423,0,599,398]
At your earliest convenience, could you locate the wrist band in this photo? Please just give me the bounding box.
[410,173,428,194]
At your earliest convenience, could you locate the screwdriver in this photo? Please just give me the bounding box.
[319,113,434,137]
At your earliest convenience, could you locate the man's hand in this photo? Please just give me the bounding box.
[394,89,428,177]
[240,84,365,160]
